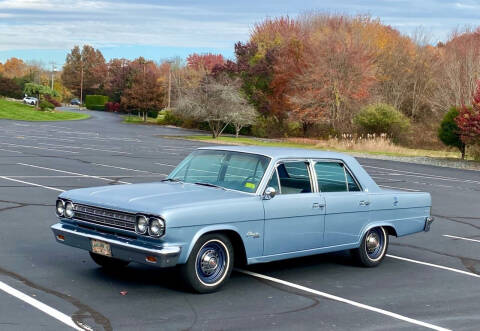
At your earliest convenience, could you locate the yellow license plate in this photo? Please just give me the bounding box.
[91,239,111,257]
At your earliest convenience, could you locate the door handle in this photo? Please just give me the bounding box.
[359,200,370,206]
[312,203,325,209]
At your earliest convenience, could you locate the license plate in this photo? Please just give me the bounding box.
[91,239,111,257]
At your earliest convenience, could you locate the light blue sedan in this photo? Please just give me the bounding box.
[51,146,434,293]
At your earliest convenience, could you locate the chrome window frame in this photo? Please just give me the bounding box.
[311,159,363,193]
[260,158,315,196]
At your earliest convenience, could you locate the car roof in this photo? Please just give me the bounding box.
[198,145,349,160]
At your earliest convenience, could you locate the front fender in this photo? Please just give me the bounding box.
[182,224,245,264]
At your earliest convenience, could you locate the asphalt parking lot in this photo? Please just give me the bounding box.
[0,109,479,331]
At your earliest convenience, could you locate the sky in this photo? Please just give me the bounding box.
[0,0,479,67]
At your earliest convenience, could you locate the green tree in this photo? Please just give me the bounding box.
[438,106,466,159]
[24,83,59,109]
[353,103,410,141]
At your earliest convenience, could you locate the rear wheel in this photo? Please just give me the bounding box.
[180,233,234,293]
[89,252,130,269]
[351,226,388,267]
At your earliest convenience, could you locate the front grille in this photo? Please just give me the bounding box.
[73,204,136,231]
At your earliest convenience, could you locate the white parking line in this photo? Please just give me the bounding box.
[17,163,132,185]
[443,235,480,244]
[363,165,480,185]
[387,255,480,278]
[238,269,450,331]
[155,162,176,167]
[0,142,79,154]
[92,162,167,175]
[0,176,64,192]
[0,148,22,154]
[0,281,82,330]
[36,142,131,154]
[378,185,420,192]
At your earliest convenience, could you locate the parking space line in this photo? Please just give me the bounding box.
[92,162,167,175]
[17,163,132,185]
[0,176,64,192]
[155,162,176,167]
[36,142,131,154]
[0,281,82,330]
[363,165,480,185]
[0,148,22,154]
[0,142,79,154]
[387,255,480,278]
[238,269,450,331]
[443,235,480,244]
[378,185,420,192]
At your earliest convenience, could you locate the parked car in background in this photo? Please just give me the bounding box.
[51,146,434,293]
[23,96,38,105]
[70,98,81,106]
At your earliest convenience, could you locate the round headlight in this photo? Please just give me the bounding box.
[135,215,148,234]
[56,199,65,216]
[148,218,165,237]
[65,202,75,218]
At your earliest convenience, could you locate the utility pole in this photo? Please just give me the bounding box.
[50,62,56,90]
[80,66,84,107]
[168,65,172,109]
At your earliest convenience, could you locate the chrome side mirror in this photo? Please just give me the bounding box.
[263,187,276,200]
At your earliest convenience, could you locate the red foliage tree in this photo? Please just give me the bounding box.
[186,53,225,72]
[456,80,480,145]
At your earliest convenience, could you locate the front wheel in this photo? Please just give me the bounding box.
[89,252,130,269]
[180,233,234,293]
[351,227,388,267]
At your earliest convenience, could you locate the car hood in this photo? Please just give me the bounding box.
[59,182,252,215]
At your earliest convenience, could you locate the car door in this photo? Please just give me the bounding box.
[262,160,326,256]
[314,160,370,247]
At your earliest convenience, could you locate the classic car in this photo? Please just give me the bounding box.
[51,146,434,293]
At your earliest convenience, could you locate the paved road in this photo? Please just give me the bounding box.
[0,109,479,330]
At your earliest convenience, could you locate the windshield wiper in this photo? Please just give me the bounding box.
[194,182,226,190]
[162,178,183,183]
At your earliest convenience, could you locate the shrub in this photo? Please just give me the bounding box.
[39,100,54,111]
[85,95,108,111]
[45,95,61,107]
[354,103,410,142]
[157,110,184,126]
[0,76,23,99]
[105,102,120,112]
[438,106,466,159]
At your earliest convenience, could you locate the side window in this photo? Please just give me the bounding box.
[277,161,312,194]
[314,162,360,192]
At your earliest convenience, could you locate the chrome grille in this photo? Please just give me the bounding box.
[73,204,136,231]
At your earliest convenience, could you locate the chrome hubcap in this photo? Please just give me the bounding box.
[366,233,380,253]
[200,249,219,276]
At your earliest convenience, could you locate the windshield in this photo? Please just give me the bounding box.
[167,150,271,193]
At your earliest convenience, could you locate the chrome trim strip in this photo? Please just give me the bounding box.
[51,223,180,255]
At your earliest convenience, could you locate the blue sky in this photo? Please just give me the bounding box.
[0,0,479,67]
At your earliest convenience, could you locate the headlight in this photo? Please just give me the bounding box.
[56,199,65,216]
[148,217,165,237]
[135,215,148,234]
[65,202,75,218]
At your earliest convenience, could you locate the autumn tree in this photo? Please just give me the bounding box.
[105,58,131,102]
[456,80,480,151]
[61,45,107,102]
[2,58,28,78]
[176,75,251,138]
[0,76,23,98]
[288,17,376,131]
[121,58,165,121]
[433,28,480,113]
[186,53,224,72]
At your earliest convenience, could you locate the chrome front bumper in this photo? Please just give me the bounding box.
[424,217,434,232]
[51,223,181,267]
